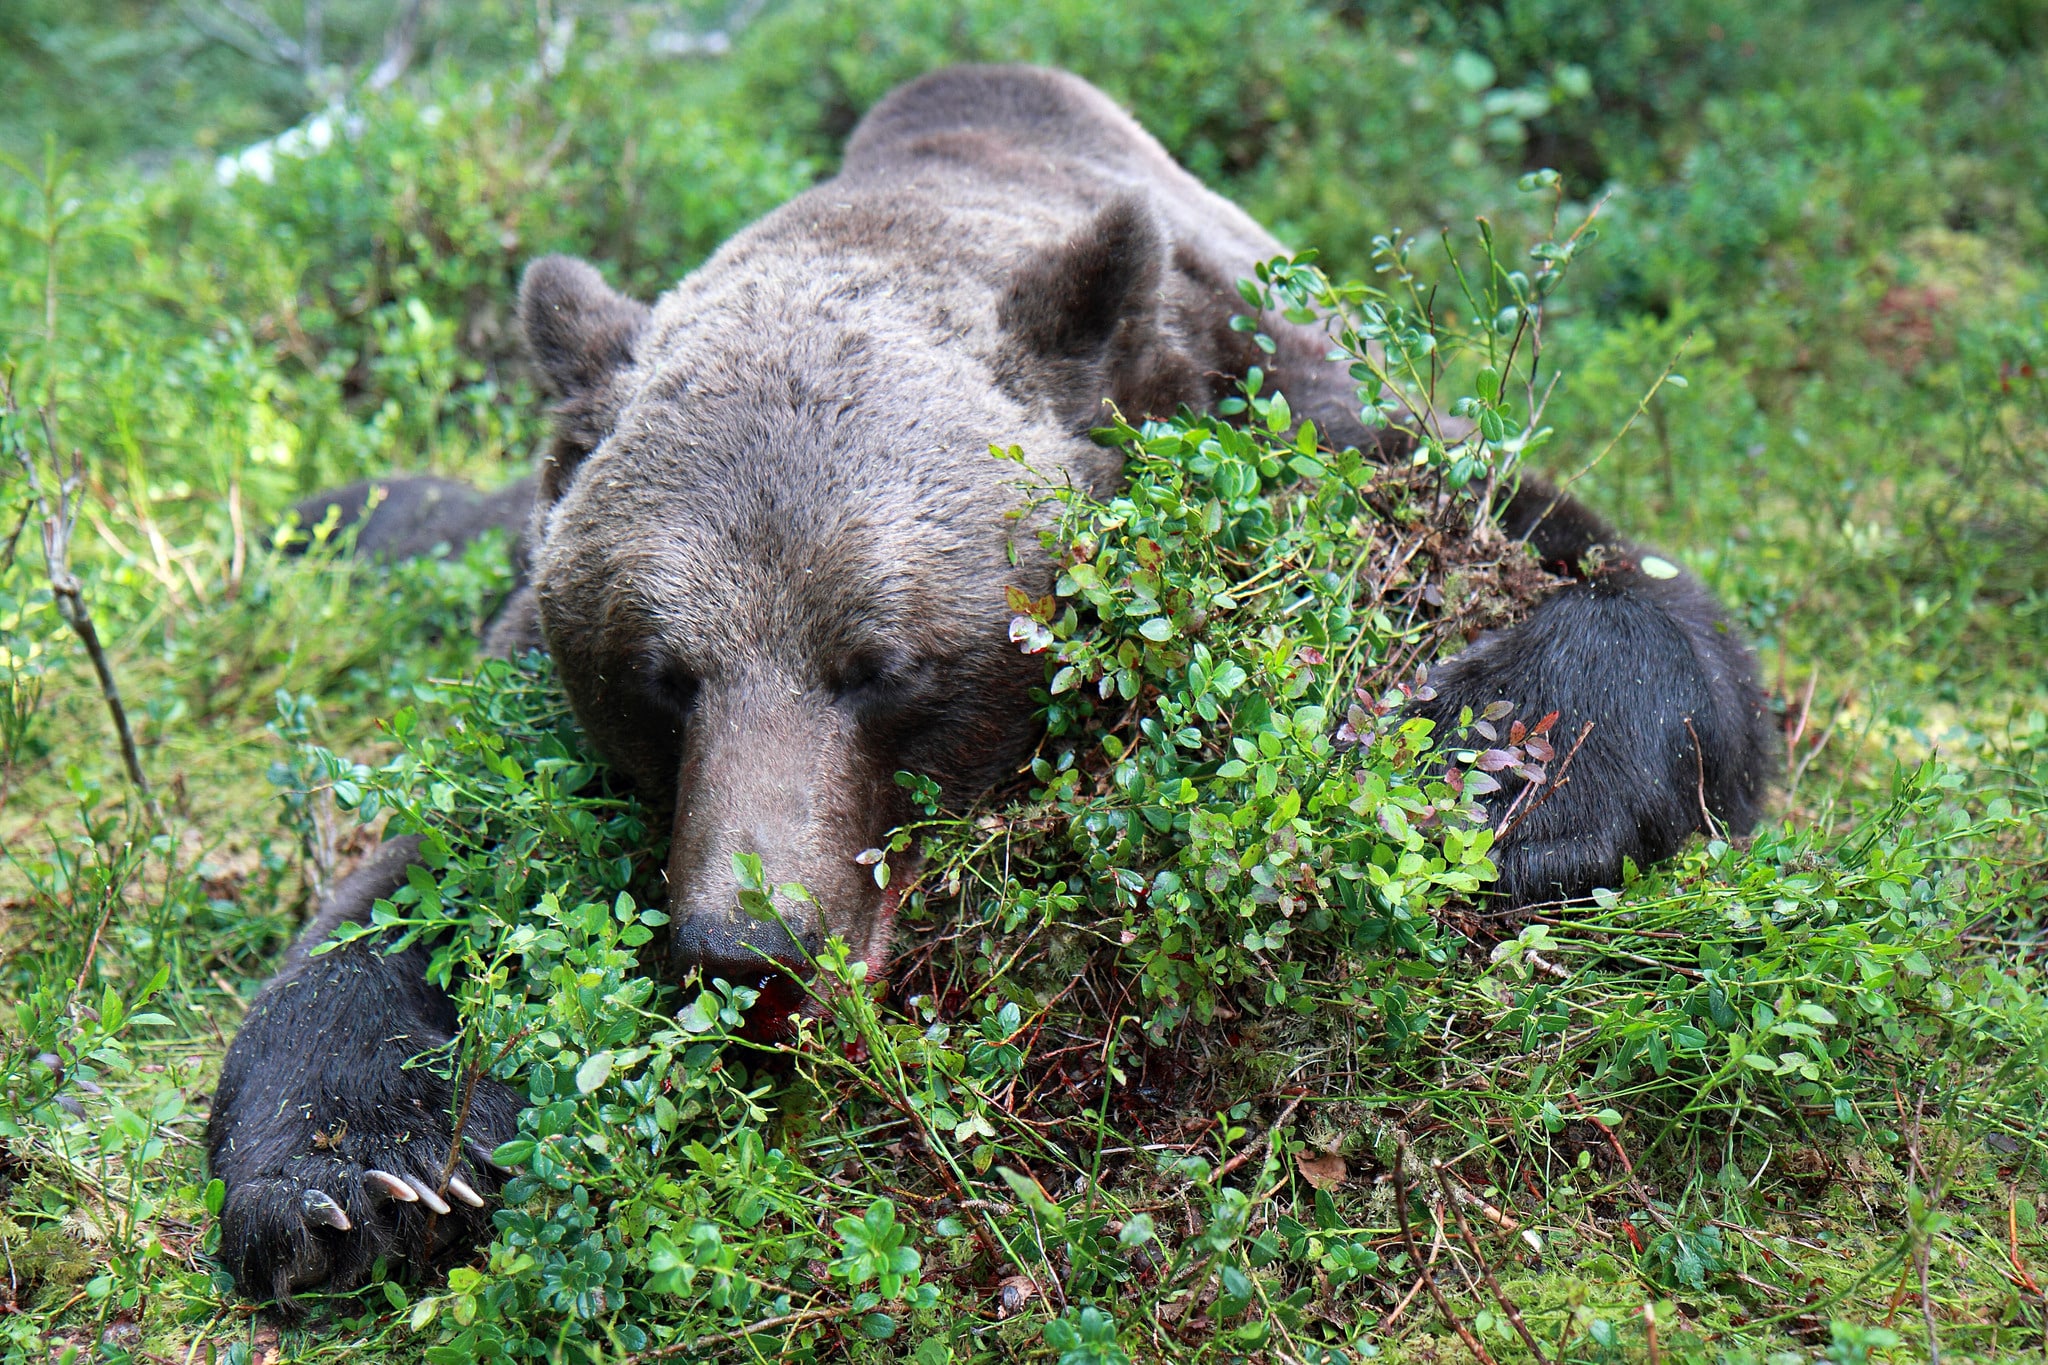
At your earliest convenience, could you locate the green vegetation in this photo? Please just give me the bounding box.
[2,2,2045,1362]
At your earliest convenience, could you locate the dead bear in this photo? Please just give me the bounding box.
[209,64,1773,1302]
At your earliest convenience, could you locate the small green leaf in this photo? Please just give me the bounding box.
[678,996,717,1034]
[491,1138,535,1167]
[576,1051,614,1094]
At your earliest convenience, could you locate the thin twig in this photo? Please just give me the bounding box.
[225,477,246,600]
[1433,1161,1552,1363]
[1682,717,1725,841]
[623,1303,863,1362]
[2007,1188,2042,1293]
[0,499,29,573]
[438,1022,538,1190]
[176,0,305,69]
[1383,1218,1447,1327]
[1497,721,1595,843]
[365,0,426,92]
[5,382,160,824]
[1919,1237,1940,1365]
[1786,694,1846,798]
[1534,337,1696,536]
[72,895,119,995]
[1906,1084,1941,1365]
[1567,1093,1675,1231]
[1394,1140,1498,1365]
[1784,666,1819,756]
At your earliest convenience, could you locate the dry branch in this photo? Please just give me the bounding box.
[4,379,161,825]
[1394,1140,1499,1365]
[1433,1160,1551,1364]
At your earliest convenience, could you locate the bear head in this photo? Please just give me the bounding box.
[515,199,1201,1008]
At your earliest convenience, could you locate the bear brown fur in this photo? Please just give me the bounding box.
[210,65,1771,1303]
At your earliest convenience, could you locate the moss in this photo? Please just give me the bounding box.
[13,1225,95,1308]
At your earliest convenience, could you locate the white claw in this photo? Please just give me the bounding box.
[407,1176,453,1215]
[446,1175,486,1208]
[301,1190,352,1231]
[364,1169,417,1202]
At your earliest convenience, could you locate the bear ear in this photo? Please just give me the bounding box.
[520,255,648,396]
[998,198,1199,427]
[519,255,650,501]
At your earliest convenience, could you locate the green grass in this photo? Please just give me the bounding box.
[2,3,2046,1362]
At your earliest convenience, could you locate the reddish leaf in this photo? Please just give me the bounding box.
[1008,616,1053,654]
[1482,699,1515,722]
[1531,710,1560,737]
[1295,1150,1349,1190]
[1476,749,1517,772]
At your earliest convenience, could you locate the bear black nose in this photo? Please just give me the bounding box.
[669,910,814,985]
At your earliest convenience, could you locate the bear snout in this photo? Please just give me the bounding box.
[657,677,903,1003]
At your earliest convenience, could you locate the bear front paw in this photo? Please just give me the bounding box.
[206,913,526,1301]
[213,1102,516,1304]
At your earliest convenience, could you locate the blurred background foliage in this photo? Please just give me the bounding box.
[4,0,2044,698]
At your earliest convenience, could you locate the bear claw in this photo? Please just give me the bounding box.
[300,1190,352,1231]
[447,1175,486,1208]
[364,1169,418,1202]
[406,1176,453,1215]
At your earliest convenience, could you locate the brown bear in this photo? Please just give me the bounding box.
[208,64,1771,1301]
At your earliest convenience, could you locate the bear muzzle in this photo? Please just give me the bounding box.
[658,680,905,1024]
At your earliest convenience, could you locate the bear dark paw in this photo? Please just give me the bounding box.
[214,1096,517,1305]
[1486,830,1627,908]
